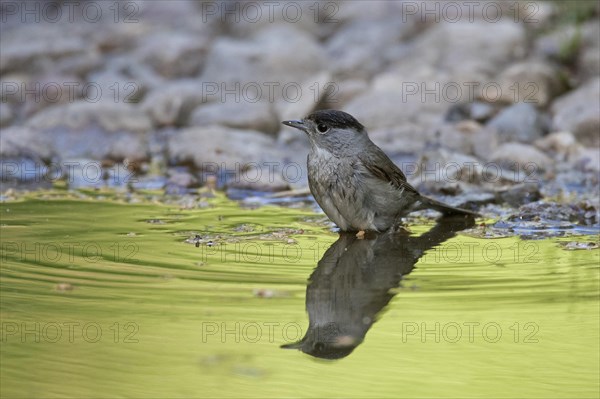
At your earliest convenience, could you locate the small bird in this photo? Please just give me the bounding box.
[282,110,477,232]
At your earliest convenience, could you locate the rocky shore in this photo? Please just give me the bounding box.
[1,1,598,224]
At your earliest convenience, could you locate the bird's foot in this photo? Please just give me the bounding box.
[391,224,412,234]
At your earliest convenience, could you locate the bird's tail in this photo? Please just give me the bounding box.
[419,195,479,217]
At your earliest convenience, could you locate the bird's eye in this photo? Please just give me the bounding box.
[316,124,329,133]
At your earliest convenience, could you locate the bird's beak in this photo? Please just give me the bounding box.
[280,341,303,350]
[282,119,308,132]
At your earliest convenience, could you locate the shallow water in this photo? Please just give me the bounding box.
[1,191,598,398]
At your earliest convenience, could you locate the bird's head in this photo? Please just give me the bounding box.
[282,110,368,154]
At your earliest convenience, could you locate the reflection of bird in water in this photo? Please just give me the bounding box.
[282,216,474,359]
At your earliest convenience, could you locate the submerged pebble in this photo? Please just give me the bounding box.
[561,241,599,250]
[55,283,74,292]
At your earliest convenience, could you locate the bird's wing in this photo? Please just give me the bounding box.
[357,145,420,196]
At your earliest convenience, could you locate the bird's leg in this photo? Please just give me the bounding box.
[397,225,412,233]
[391,221,412,234]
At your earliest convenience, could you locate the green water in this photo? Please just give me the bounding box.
[1,192,598,398]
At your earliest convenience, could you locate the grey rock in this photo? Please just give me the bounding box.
[551,77,600,146]
[368,124,437,154]
[141,80,207,126]
[434,121,499,159]
[224,0,336,40]
[21,74,84,117]
[496,61,566,106]
[0,24,98,75]
[0,73,30,105]
[86,69,145,105]
[534,131,580,162]
[276,72,335,145]
[334,1,406,24]
[53,48,103,77]
[0,157,46,183]
[89,2,219,57]
[165,169,197,194]
[495,183,543,207]
[579,47,600,80]
[383,20,526,86]
[167,169,198,188]
[134,1,220,33]
[87,55,166,104]
[579,20,600,80]
[0,127,53,182]
[168,126,285,167]
[346,20,525,132]
[25,102,151,161]
[512,201,598,226]
[226,167,291,192]
[325,17,416,80]
[135,32,211,78]
[325,79,368,108]
[514,1,556,27]
[487,102,548,143]
[572,148,600,173]
[415,147,486,185]
[190,100,278,135]
[277,126,310,148]
[100,54,168,90]
[60,158,122,189]
[490,142,553,172]
[89,23,142,54]
[27,101,151,133]
[445,102,498,123]
[471,128,502,162]
[200,26,328,100]
[410,1,554,25]
[277,72,332,128]
[0,103,15,127]
[345,89,446,132]
[469,102,497,122]
[0,127,54,160]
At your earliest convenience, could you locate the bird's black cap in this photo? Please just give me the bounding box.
[306,110,364,131]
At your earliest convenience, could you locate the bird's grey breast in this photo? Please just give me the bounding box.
[308,147,381,230]
[307,147,357,231]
